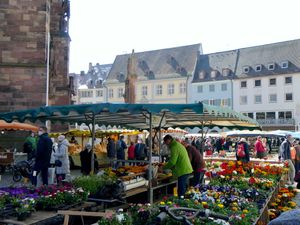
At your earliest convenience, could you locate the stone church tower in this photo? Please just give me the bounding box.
[0,0,71,113]
[124,50,137,104]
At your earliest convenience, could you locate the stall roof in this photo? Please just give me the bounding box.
[0,103,260,130]
[0,120,38,132]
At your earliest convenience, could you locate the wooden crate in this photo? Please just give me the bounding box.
[0,152,13,166]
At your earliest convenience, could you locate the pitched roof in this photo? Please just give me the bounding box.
[192,39,300,83]
[235,39,300,78]
[106,44,201,82]
[192,50,238,83]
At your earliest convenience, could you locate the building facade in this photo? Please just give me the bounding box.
[232,39,300,131]
[189,39,300,131]
[105,44,201,104]
[0,0,71,112]
[73,63,111,104]
[189,50,236,108]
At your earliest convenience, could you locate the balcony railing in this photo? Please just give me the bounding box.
[256,118,295,125]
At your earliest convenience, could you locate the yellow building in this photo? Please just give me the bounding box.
[105,44,201,103]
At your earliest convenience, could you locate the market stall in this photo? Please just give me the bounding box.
[50,129,143,167]
[0,120,38,172]
[0,102,260,204]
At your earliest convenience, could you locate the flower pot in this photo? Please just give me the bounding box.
[17,212,28,221]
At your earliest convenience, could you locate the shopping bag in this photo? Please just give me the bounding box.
[294,171,300,182]
[36,167,56,186]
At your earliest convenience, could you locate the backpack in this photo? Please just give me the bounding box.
[237,143,246,158]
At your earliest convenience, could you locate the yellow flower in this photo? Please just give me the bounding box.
[270,202,278,207]
[288,201,297,208]
[243,209,249,213]
[232,207,238,211]
[218,204,224,208]
[160,202,165,205]
[232,202,238,207]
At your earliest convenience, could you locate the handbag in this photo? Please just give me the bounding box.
[55,159,62,167]
[294,171,300,182]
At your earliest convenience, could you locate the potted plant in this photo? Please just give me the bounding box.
[15,198,35,221]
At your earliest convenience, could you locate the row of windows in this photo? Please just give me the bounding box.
[109,88,124,98]
[245,111,292,120]
[201,98,231,107]
[107,83,187,98]
[155,83,186,96]
[240,76,292,88]
[197,83,227,93]
[80,90,103,98]
[242,61,289,73]
[240,93,293,105]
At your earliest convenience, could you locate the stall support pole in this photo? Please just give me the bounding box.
[148,112,153,204]
[90,113,96,174]
[158,112,166,162]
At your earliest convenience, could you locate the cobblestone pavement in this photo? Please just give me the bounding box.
[0,169,82,187]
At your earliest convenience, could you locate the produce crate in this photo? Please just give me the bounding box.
[0,152,13,166]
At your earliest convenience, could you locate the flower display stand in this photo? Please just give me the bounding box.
[253,183,280,225]
[58,210,111,225]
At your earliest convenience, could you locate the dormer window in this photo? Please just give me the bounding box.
[243,66,250,73]
[268,63,275,70]
[281,61,289,69]
[210,70,218,79]
[255,65,262,72]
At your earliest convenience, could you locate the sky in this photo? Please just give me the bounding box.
[69,0,300,73]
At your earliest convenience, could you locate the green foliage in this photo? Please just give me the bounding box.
[73,174,117,195]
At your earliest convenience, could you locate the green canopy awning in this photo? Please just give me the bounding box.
[0,103,260,130]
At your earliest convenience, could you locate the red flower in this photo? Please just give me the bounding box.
[249,177,256,185]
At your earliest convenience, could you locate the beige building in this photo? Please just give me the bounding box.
[105,44,202,103]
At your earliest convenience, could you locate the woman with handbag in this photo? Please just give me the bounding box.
[293,140,300,188]
[53,135,70,184]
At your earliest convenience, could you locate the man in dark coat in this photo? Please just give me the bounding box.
[182,139,206,186]
[107,137,116,168]
[134,139,147,165]
[32,126,53,186]
[116,136,127,167]
[80,143,98,175]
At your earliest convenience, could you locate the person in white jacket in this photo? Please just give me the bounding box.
[53,135,70,184]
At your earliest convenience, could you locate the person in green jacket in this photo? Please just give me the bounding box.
[24,131,37,160]
[163,134,193,197]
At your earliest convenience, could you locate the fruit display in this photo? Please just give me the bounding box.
[94,142,107,153]
[68,143,82,154]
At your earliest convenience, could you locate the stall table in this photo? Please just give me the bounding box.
[204,156,283,164]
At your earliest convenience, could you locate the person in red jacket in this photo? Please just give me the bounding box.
[127,142,135,165]
[255,136,266,159]
[182,139,206,186]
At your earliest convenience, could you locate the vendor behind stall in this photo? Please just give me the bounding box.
[161,134,193,197]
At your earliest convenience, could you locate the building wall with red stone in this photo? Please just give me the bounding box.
[0,0,70,113]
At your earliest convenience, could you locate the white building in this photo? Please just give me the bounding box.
[232,39,300,131]
[189,39,300,131]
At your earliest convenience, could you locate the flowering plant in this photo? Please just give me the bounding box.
[15,198,35,214]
